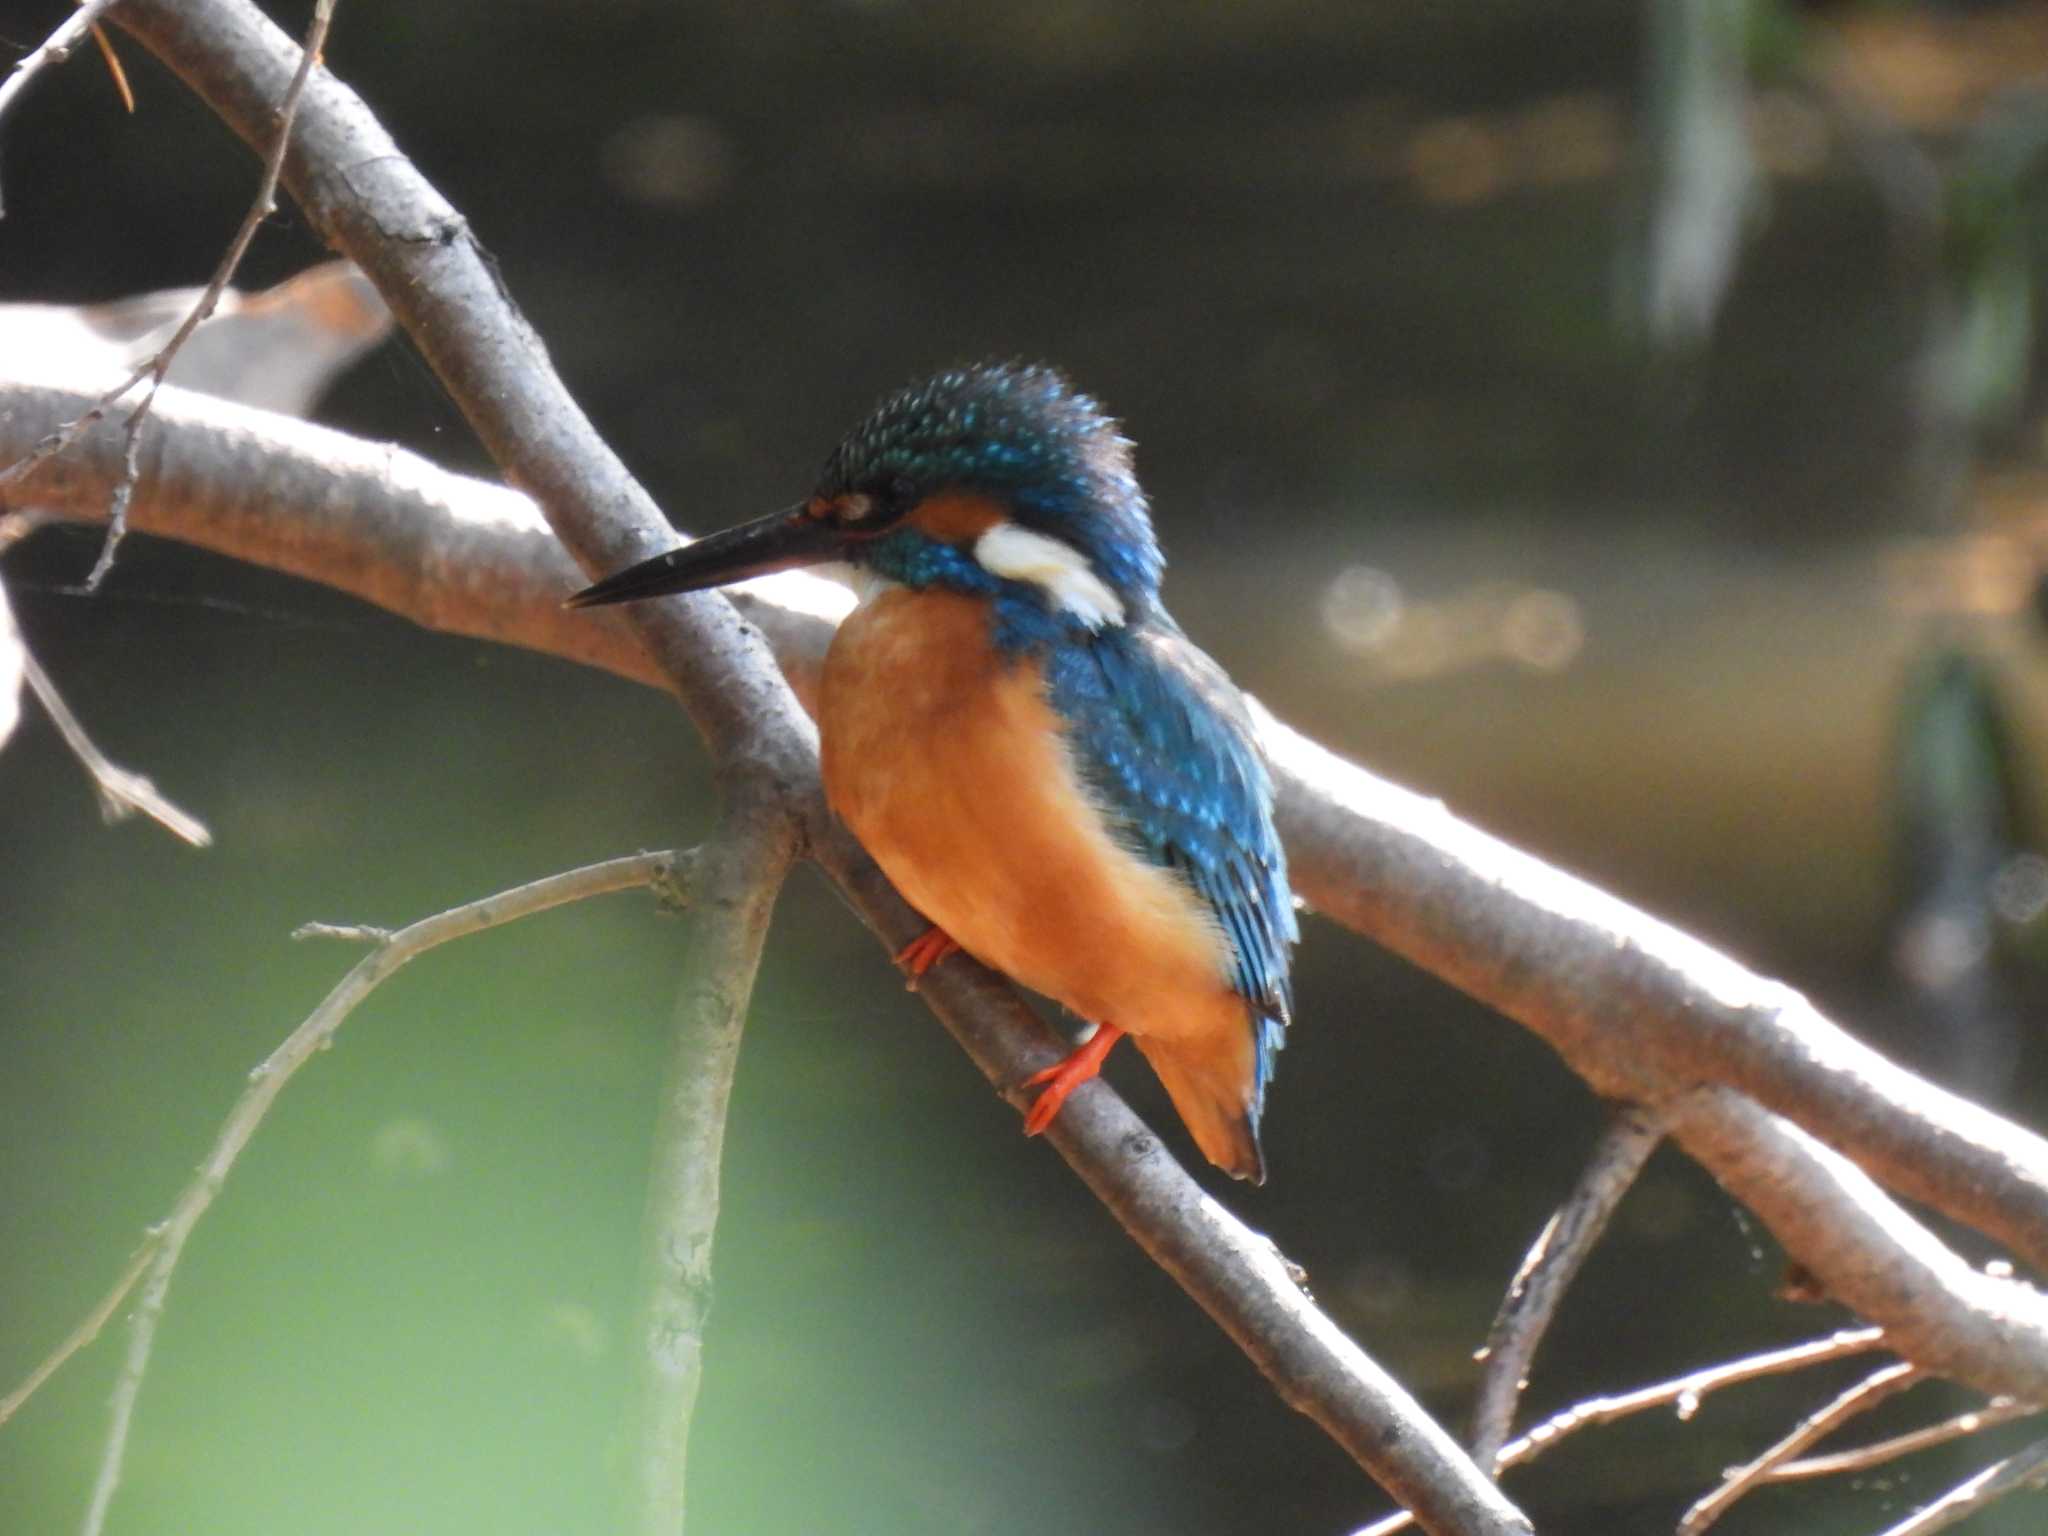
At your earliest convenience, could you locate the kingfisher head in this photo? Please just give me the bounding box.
[567,363,1163,641]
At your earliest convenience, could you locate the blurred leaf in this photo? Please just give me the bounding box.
[1890,648,2031,1100]
[0,261,392,415]
[1932,172,2034,434]
[0,580,20,753]
[1631,0,1772,349]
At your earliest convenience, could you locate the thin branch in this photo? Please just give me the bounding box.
[1678,1360,1924,1534]
[18,645,210,845]
[77,848,690,1536]
[0,0,131,162]
[1768,1397,2035,1482]
[1469,1104,1666,1466]
[78,0,333,590]
[1867,1436,2048,1536]
[1350,1329,1891,1536]
[624,817,792,1536]
[0,1242,154,1430]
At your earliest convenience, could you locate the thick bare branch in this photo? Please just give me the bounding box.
[0,377,840,707]
[1671,1088,2048,1400]
[1269,716,2048,1278]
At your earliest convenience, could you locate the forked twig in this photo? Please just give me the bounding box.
[1768,1397,2035,1481]
[0,0,335,590]
[1678,1360,1923,1534]
[0,0,131,156]
[1469,1104,1666,1465]
[79,0,333,589]
[1351,1328,1890,1536]
[70,848,689,1536]
[0,1242,154,1429]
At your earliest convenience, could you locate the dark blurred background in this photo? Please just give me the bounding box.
[9,1,2048,1532]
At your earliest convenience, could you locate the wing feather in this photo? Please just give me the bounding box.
[1044,621,1298,1110]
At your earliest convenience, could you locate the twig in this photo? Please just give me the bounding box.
[1867,1435,2048,1536]
[77,848,690,1536]
[624,818,791,1536]
[1678,1360,1924,1534]
[0,1242,155,1429]
[1350,1329,1890,1536]
[0,366,152,493]
[76,0,334,591]
[89,23,137,114]
[18,645,210,845]
[1767,1397,2036,1481]
[1469,1104,1666,1466]
[0,0,131,168]
[292,920,393,943]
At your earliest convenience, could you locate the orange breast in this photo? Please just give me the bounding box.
[819,587,1242,1047]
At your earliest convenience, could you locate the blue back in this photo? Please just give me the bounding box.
[1044,619,1297,1123]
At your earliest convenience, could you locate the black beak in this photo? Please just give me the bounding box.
[564,507,846,609]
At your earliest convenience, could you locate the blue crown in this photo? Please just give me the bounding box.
[818,362,1165,610]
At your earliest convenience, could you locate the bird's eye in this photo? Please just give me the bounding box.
[888,475,918,508]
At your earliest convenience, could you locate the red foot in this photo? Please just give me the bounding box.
[1021,1023,1127,1137]
[893,925,961,990]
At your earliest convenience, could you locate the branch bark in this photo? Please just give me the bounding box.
[71,850,693,1536]
[626,816,793,1536]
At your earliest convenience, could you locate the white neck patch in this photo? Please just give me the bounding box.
[972,522,1127,630]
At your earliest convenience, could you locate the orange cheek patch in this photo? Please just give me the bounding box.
[908,492,1008,543]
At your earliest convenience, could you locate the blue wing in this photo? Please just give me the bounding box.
[1043,619,1298,1114]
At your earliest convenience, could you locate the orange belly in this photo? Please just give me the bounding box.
[819,587,1243,1049]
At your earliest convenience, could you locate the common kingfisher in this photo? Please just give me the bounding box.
[568,364,1298,1181]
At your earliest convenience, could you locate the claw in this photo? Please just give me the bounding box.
[1021,1022,1126,1136]
[893,926,962,990]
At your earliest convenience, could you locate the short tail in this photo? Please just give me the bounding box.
[1132,1034,1266,1183]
